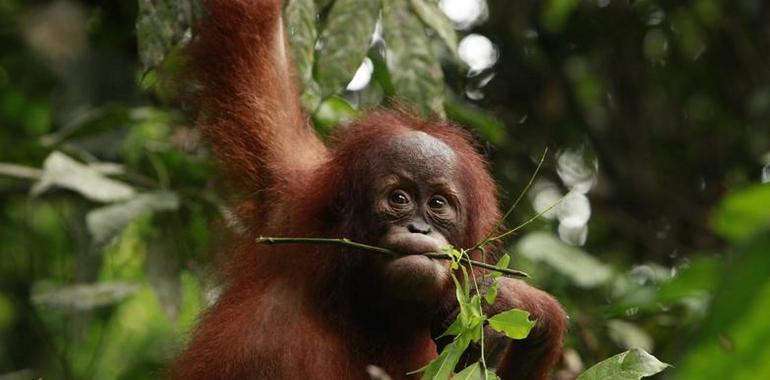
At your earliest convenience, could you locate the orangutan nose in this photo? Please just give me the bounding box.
[407,222,432,235]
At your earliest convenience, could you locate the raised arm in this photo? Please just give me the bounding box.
[187,0,327,194]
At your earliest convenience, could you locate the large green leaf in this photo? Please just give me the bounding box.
[383,0,445,116]
[487,309,535,340]
[576,349,669,380]
[315,0,381,98]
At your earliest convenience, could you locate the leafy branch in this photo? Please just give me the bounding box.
[256,236,528,278]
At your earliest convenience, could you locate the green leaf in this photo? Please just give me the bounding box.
[491,254,511,279]
[420,334,472,380]
[408,0,458,58]
[453,362,482,380]
[440,313,465,338]
[315,0,382,97]
[711,184,770,241]
[495,254,511,269]
[441,272,484,340]
[484,282,498,304]
[488,309,536,340]
[516,232,613,288]
[452,273,467,303]
[576,349,669,380]
[136,0,201,70]
[383,0,445,116]
[31,151,135,203]
[86,191,180,245]
[452,363,502,380]
[285,0,318,88]
[465,295,484,342]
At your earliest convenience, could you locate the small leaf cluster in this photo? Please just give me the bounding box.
[418,247,535,380]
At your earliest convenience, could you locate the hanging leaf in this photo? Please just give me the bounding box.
[488,309,536,340]
[315,0,382,98]
[31,151,135,203]
[285,0,318,88]
[136,0,201,71]
[576,349,669,380]
[383,0,445,116]
[32,282,138,311]
[87,191,180,245]
[409,0,458,58]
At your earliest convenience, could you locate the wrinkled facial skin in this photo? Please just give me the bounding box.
[366,131,465,300]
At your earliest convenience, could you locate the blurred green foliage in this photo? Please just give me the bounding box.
[0,0,769,379]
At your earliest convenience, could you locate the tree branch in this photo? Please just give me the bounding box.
[256,236,528,278]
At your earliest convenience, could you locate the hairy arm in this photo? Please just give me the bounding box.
[187,0,327,194]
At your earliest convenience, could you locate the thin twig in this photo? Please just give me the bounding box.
[472,148,548,252]
[485,195,565,243]
[256,236,528,278]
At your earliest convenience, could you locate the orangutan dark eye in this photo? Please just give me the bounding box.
[389,190,410,205]
[428,195,447,209]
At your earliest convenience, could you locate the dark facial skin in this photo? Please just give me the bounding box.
[366,131,465,300]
